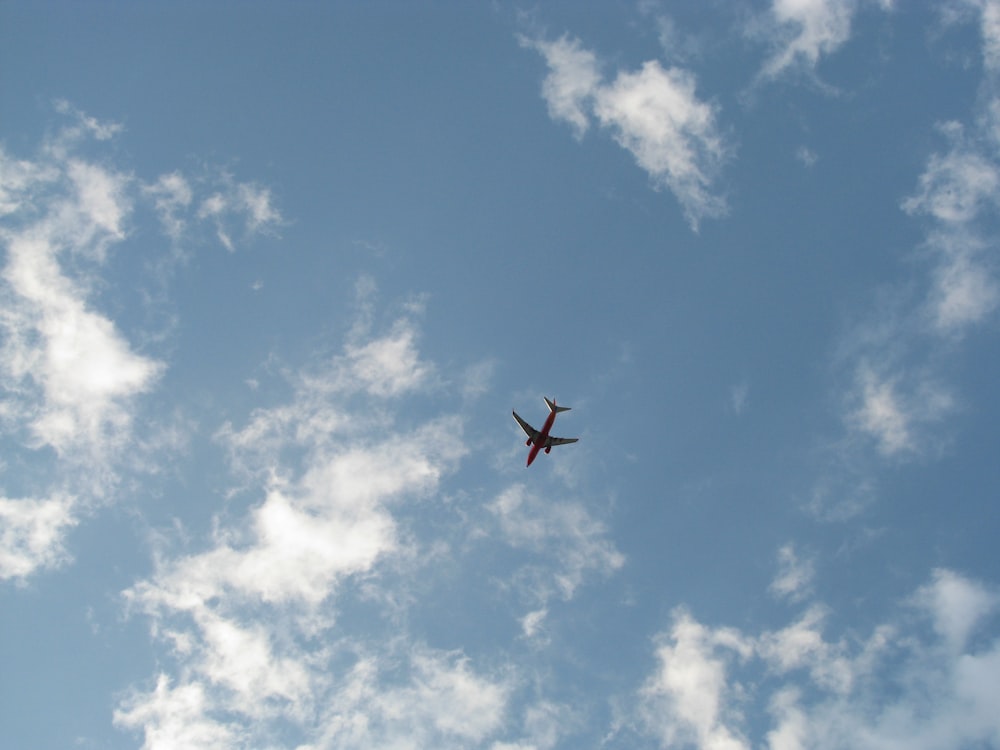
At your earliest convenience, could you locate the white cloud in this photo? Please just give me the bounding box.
[593,61,730,229]
[53,99,124,142]
[915,568,1000,651]
[730,382,749,415]
[631,569,1000,749]
[638,608,753,750]
[1,104,285,583]
[526,35,730,230]
[143,172,193,240]
[489,483,624,604]
[945,0,1000,72]
[114,675,242,750]
[760,0,859,79]
[2,212,163,461]
[795,146,818,167]
[0,493,78,581]
[903,141,1000,224]
[522,35,601,139]
[289,647,510,750]
[981,0,1000,71]
[193,174,283,252]
[769,544,815,601]
[342,319,434,397]
[850,367,911,455]
[0,108,166,579]
[757,605,854,694]
[849,364,954,457]
[902,129,1000,333]
[118,305,509,748]
[520,608,548,639]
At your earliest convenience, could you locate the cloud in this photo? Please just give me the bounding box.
[914,568,1000,651]
[117,303,520,748]
[795,146,818,167]
[0,104,284,583]
[526,35,601,139]
[769,544,815,601]
[758,0,860,80]
[0,493,78,581]
[143,172,193,241]
[489,483,624,605]
[813,11,1000,508]
[637,609,753,750]
[342,319,435,397]
[850,367,915,456]
[903,135,1000,225]
[903,126,1000,333]
[730,382,749,415]
[0,108,163,579]
[525,34,730,230]
[195,175,283,252]
[3,229,163,456]
[629,568,1000,749]
[144,169,283,252]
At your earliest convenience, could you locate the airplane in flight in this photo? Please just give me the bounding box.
[512,397,578,466]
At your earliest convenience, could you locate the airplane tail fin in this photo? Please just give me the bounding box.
[544,397,571,414]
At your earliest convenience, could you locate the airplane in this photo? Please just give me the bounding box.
[512,397,578,466]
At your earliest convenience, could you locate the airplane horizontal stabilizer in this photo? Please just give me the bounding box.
[544,397,570,414]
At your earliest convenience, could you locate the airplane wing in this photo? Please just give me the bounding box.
[512,410,539,442]
[545,436,579,447]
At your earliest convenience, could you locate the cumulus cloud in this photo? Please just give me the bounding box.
[524,34,730,230]
[630,568,1000,749]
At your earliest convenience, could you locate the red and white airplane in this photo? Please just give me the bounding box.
[513,397,578,466]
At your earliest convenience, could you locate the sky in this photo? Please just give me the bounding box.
[2,1,1000,748]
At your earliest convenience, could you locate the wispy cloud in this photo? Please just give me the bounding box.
[903,123,1000,333]
[769,543,816,601]
[523,34,731,231]
[489,483,624,609]
[145,169,283,252]
[806,6,1000,516]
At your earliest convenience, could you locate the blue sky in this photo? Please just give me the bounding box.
[2,1,1000,748]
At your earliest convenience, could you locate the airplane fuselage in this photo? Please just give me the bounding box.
[513,397,577,467]
[525,409,558,466]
